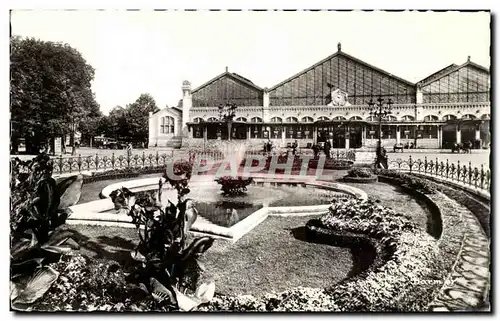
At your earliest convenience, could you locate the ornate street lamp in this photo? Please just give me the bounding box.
[367,97,393,166]
[218,103,238,141]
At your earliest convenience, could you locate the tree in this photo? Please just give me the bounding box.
[126,93,159,144]
[106,106,129,140]
[10,36,99,154]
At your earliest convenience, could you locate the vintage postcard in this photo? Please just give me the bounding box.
[9,9,491,312]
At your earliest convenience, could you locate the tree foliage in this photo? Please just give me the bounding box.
[10,36,99,153]
[102,94,159,144]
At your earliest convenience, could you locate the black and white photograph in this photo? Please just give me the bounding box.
[8,7,492,313]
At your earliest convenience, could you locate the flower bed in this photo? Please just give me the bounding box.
[343,168,377,183]
[309,158,353,170]
[214,176,254,196]
[82,166,168,184]
[375,169,436,194]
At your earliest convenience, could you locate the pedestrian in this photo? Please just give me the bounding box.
[266,139,272,153]
[324,140,331,159]
[292,140,298,155]
[312,144,319,159]
[127,143,133,157]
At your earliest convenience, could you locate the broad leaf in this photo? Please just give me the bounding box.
[184,200,198,233]
[34,178,58,221]
[172,286,202,311]
[150,277,176,305]
[194,281,215,303]
[40,245,72,254]
[11,231,38,259]
[181,237,214,262]
[131,250,146,262]
[10,281,19,301]
[57,175,83,209]
[13,266,59,304]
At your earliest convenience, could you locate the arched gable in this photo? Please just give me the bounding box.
[192,72,263,107]
[268,50,415,106]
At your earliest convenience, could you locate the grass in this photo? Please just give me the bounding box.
[197,215,372,296]
[55,225,140,270]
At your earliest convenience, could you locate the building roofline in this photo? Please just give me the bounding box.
[268,50,415,91]
[419,59,490,86]
[418,63,458,84]
[150,106,182,117]
[191,71,263,94]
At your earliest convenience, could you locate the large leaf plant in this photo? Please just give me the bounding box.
[110,159,216,311]
[10,154,83,310]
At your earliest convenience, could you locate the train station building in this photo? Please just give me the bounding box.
[149,43,490,150]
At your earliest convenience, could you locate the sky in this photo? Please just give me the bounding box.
[10,10,491,115]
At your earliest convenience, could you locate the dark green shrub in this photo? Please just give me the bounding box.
[347,168,373,178]
[375,169,436,194]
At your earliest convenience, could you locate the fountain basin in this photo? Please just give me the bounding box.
[69,174,368,242]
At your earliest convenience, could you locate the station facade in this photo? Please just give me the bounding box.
[149,44,490,150]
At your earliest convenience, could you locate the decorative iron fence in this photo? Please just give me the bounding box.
[30,151,176,175]
[388,156,491,194]
[188,149,356,163]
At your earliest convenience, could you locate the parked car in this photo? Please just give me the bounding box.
[94,136,120,149]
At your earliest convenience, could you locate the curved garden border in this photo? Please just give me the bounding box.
[409,173,490,239]
[379,174,490,311]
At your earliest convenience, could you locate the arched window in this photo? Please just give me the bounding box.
[235,117,247,122]
[366,116,376,121]
[317,116,330,121]
[386,115,397,121]
[481,114,490,120]
[301,116,314,123]
[193,117,204,123]
[270,117,283,123]
[332,116,346,121]
[401,115,415,121]
[462,114,476,120]
[161,116,175,134]
[285,116,298,123]
[442,114,457,121]
[250,117,263,123]
[423,115,439,121]
[349,116,362,120]
[207,117,218,122]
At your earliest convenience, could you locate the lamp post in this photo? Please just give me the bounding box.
[218,103,238,141]
[367,97,393,166]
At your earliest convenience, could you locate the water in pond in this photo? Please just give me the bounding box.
[163,181,350,227]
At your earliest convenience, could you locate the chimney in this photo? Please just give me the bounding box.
[225,66,228,72]
[338,42,341,52]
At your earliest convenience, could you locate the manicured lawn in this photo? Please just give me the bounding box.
[198,215,370,296]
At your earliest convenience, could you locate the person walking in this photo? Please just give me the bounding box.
[127,143,133,158]
[312,144,319,159]
[292,140,298,155]
[324,140,331,159]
